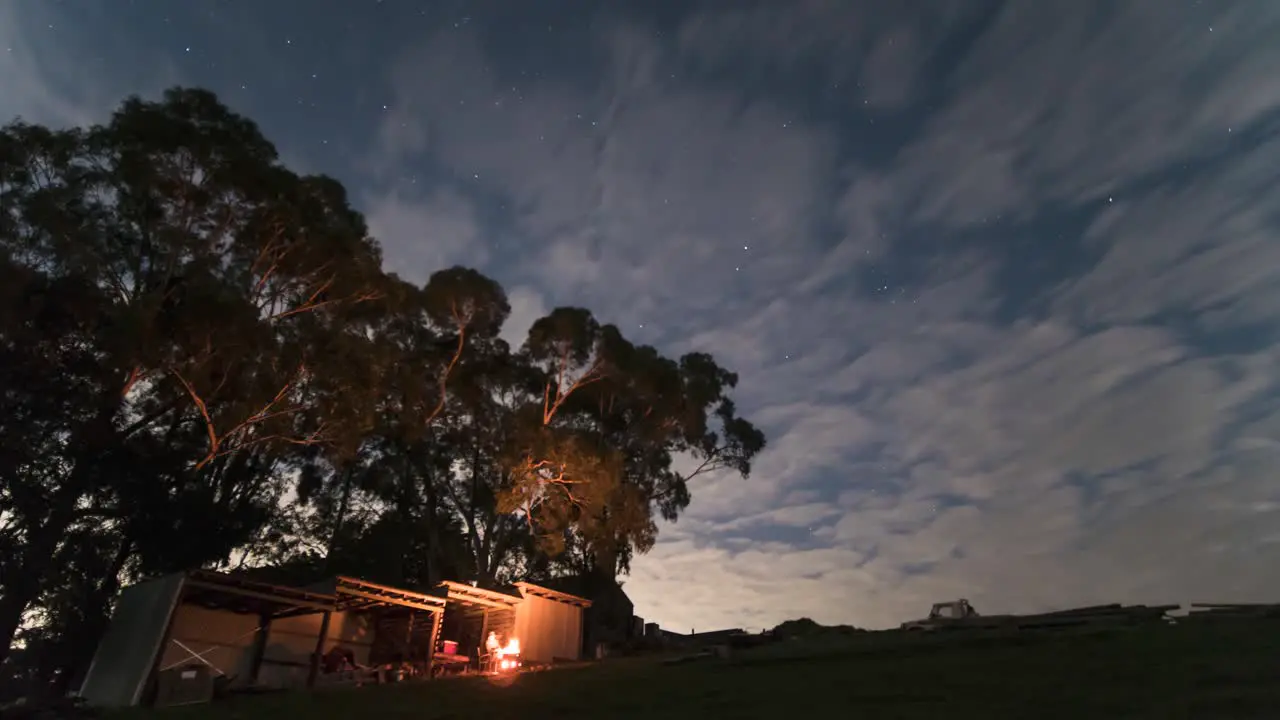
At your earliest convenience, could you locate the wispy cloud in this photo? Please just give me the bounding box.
[0,2,179,128]
[363,1,1280,632]
[10,0,1280,634]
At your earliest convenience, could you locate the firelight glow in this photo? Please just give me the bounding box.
[495,637,520,672]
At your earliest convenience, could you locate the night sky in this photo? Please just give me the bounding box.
[5,0,1279,633]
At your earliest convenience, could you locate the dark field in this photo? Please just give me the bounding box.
[113,620,1280,719]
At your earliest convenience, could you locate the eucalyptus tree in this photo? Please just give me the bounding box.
[0,87,390,666]
[0,84,768,689]
[494,307,767,578]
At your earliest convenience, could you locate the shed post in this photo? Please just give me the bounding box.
[247,612,273,684]
[404,612,415,660]
[425,610,442,679]
[306,611,332,688]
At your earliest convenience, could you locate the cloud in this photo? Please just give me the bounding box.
[1053,135,1280,331]
[623,2,1280,632]
[500,285,549,349]
[0,3,101,127]
[14,0,1278,637]
[858,29,920,110]
[0,2,179,128]
[363,186,489,285]
[375,30,837,338]
[870,0,1280,229]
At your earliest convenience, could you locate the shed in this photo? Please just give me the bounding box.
[431,581,591,666]
[511,582,592,664]
[78,571,444,708]
[434,581,523,667]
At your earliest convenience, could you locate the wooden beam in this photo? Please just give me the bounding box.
[336,576,446,607]
[274,606,329,620]
[189,571,335,604]
[184,579,335,612]
[405,613,416,659]
[426,611,442,679]
[247,614,272,684]
[437,581,520,608]
[513,582,592,607]
[339,586,444,614]
[307,611,332,688]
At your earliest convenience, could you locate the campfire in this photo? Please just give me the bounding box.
[494,637,521,672]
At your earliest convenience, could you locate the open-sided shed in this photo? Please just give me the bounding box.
[432,581,592,667]
[78,571,445,708]
[434,581,522,668]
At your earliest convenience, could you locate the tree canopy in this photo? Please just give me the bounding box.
[0,87,765,700]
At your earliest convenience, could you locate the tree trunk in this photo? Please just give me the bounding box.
[48,538,134,698]
[423,469,440,587]
[0,591,30,670]
[324,466,354,574]
[0,478,86,667]
[0,392,118,667]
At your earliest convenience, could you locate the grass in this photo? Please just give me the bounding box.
[111,620,1280,719]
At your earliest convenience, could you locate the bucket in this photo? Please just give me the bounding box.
[442,640,458,655]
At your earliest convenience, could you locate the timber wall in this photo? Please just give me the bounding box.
[513,594,582,664]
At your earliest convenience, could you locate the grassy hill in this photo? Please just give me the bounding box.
[112,620,1280,719]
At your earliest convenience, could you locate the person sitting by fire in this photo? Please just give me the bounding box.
[484,631,502,671]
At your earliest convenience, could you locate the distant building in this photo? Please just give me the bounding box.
[658,627,746,648]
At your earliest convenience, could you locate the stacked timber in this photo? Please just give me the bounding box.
[1013,604,1178,630]
[922,604,1178,632]
[1185,603,1280,621]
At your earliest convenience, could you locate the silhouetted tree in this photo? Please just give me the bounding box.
[0,86,765,699]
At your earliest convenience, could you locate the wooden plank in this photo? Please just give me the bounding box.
[1191,602,1280,609]
[426,611,441,678]
[338,586,444,614]
[247,614,272,684]
[306,612,332,688]
[184,579,335,613]
[440,583,520,610]
[513,582,593,607]
[336,577,446,607]
[189,571,336,605]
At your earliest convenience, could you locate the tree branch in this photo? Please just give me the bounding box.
[541,354,606,425]
[172,369,221,466]
[423,302,469,426]
[120,366,145,398]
